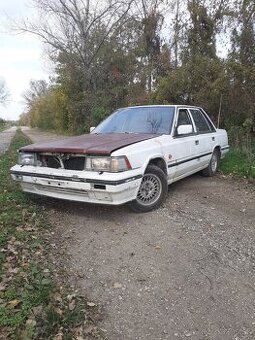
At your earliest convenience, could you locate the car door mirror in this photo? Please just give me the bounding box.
[177,124,193,135]
[90,126,95,133]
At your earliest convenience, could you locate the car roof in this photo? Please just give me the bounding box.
[122,105,202,109]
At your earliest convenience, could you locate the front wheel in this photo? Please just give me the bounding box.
[201,149,220,177]
[129,165,168,212]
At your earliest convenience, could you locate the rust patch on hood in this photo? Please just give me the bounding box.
[20,133,158,155]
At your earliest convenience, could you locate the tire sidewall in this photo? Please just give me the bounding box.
[209,149,220,175]
[129,165,168,212]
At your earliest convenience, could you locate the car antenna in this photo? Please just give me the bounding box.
[217,94,223,128]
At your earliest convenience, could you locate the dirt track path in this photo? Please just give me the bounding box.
[0,126,17,155]
[21,128,255,340]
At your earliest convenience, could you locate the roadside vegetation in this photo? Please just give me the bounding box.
[219,120,255,180]
[0,130,103,339]
[0,118,8,132]
[220,148,255,180]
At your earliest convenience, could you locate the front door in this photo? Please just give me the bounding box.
[167,108,200,180]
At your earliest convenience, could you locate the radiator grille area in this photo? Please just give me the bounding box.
[38,154,85,171]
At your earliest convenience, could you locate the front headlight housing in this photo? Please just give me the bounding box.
[18,152,37,166]
[85,156,131,172]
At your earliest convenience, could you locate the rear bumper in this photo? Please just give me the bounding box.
[10,165,143,205]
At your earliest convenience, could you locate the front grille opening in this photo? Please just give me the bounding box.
[39,154,85,171]
[64,157,85,170]
[43,156,59,168]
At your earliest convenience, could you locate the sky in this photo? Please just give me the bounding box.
[0,0,50,121]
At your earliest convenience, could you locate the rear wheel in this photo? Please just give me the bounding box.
[202,149,220,177]
[129,165,168,212]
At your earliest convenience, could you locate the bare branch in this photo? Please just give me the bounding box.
[0,79,10,105]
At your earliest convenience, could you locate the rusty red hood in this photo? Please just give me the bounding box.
[20,133,158,155]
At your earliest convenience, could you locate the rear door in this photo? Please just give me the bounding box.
[189,108,217,168]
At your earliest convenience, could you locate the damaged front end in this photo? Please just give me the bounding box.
[10,151,142,205]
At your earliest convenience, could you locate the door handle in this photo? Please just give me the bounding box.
[212,136,215,141]
[195,140,199,145]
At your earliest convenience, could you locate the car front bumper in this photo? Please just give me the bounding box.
[10,165,143,205]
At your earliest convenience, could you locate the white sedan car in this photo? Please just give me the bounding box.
[11,105,229,212]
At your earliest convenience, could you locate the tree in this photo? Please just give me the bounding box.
[133,0,170,92]
[155,0,231,122]
[16,0,135,90]
[23,80,49,107]
[0,79,10,105]
[223,0,255,127]
[13,0,139,132]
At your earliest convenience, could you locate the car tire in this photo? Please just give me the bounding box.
[201,149,220,177]
[129,165,168,212]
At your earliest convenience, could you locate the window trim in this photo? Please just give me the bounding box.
[189,108,215,134]
[199,108,216,132]
[173,108,196,138]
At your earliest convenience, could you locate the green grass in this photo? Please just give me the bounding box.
[0,130,103,339]
[219,148,255,180]
[0,122,11,132]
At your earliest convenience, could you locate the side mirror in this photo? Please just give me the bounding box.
[90,126,95,133]
[177,124,193,135]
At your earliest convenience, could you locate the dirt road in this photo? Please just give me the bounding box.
[0,126,17,155]
[18,128,255,339]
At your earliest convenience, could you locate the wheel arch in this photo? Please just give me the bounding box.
[213,145,221,157]
[146,157,168,175]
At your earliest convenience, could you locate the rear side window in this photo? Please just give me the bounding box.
[190,109,212,133]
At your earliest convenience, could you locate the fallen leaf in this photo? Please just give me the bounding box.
[7,245,18,255]
[55,308,63,315]
[13,240,21,246]
[53,333,63,340]
[8,268,19,274]
[26,319,36,327]
[8,299,21,308]
[67,294,76,301]
[84,325,97,335]
[32,305,43,316]
[69,300,76,311]
[0,284,6,292]
[53,292,62,302]
[24,226,34,231]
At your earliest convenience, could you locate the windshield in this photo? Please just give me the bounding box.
[92,107,175,134]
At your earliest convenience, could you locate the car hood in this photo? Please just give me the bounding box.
[20,133,158,155]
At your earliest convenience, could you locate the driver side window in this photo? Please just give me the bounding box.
[176,109,194,134]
